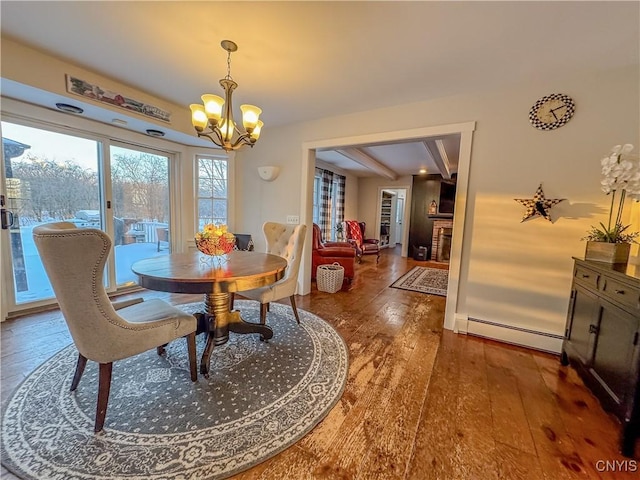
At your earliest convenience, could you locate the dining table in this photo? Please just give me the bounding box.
[131,251,287,376]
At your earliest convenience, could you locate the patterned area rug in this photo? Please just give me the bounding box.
[390,266,449,296]
[1,301,348,480]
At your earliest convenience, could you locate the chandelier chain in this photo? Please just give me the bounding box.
[225,50,233,81]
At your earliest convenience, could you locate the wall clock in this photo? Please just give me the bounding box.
[528,93,575,130]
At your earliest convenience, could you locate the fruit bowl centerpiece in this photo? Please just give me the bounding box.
[195,224,236,257]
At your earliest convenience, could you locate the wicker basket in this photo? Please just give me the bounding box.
[316,262,345,293]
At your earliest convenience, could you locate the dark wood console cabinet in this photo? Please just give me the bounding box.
[562,258,640,457]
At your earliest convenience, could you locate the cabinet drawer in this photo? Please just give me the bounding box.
[601,277,640,313]
[574,265,599,290]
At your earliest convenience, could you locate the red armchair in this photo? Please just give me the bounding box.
[344,220,380,263]
[312,223,356,284]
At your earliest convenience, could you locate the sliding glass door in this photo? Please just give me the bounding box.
[1,122,173,311]
[110,144,171,286]
[1,121,102,305]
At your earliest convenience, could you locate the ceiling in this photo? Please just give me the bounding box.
[1,2,638,178]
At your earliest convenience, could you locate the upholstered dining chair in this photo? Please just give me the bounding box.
[33,222,198,433]
[232,222,307,324]
[233,233,255,251]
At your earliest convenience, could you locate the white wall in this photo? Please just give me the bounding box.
[238,65,640,352]
[2,36,638,351]
[1,37,194,137]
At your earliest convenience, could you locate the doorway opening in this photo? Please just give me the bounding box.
[300,121,476,331]
[377,187,409,253]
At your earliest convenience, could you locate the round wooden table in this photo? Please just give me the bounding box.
[132,251,287,376]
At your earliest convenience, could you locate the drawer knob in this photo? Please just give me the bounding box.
[589,324,599,334]
[615,289,625,295]
[582,274,590,278]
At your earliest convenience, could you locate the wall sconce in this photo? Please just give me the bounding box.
[428,200,437,215]
[257,166,280,182]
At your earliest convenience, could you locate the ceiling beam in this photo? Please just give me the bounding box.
[435,139,452,179]
[422,140,452,179]
[336,148,398,180]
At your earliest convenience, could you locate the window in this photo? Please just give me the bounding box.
[2,122,101,304]
[312,168,345,242]
[1,121,173,306]
[312,175,321,225]
[197,155,228,229]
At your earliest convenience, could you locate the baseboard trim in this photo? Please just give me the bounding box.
[467,317,563,354]
[454,313,468,334]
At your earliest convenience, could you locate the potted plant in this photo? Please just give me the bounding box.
[583,144,640,263]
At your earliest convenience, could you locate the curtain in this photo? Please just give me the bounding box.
[334,173,345,240]
[315,168,346,242]
[314,168,346,241]
[318,169,334,241]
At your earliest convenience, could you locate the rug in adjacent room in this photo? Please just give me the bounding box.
[0,300,348,480]
[390,266,449,296]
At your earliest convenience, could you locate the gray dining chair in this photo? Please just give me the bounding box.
[33,222,198,432]
[232,222,307,324]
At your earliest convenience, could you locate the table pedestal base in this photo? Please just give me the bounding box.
[197,292,273,376]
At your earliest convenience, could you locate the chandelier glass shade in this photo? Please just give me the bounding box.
[190,40,263,152]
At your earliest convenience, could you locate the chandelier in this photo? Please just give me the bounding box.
[190,40,263,152]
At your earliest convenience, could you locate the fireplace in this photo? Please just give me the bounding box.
[436,227,453,262]
[431,219,453,262]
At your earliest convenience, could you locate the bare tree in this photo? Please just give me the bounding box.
[10,151,169,224]
[11,155,98,221]
[111,152,169,221]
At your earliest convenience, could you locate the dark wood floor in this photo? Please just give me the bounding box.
[1,246,638,479]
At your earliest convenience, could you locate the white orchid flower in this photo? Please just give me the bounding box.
[591,144,640,243]
[610,145,622,155]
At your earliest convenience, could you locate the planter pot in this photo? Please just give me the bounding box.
[584,241,631,264]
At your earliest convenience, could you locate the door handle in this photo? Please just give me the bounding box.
[1,208,15,229]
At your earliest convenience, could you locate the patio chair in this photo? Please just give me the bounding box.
[156,227,169,251]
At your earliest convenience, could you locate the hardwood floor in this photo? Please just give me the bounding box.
[1,246,638,479]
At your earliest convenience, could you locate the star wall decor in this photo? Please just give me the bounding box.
[514,184,565,222]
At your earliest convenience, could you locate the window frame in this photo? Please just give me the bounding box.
[0,114,179,314]
[195,154,231,231]
[312,175,321,225]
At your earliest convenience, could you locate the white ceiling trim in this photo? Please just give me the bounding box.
[422,140,452,179]
[435,139,452,178]
[308,123,477,151]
